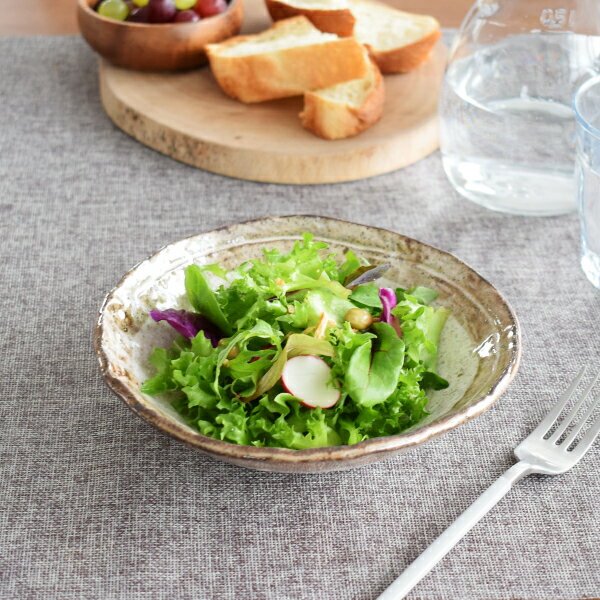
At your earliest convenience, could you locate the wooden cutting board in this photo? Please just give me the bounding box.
[99,0,447,184]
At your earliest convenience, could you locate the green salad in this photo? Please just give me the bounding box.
[141,234,450,449]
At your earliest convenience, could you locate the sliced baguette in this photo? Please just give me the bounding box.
[264,0,441,74]
[205,16,369,103]
[300,58,384,139]
[265,0,355,37]
[350,0,441,73]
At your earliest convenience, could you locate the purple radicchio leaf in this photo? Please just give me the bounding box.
[149,309,221,347]
[378,288,397,323]
[378,288,403,338]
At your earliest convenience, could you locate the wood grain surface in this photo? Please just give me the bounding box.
[0,0,471,34]
[100,0,447,185]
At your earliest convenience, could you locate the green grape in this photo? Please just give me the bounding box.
[98,0,130,20]
[174,0,197,9]
[132,0,149,6]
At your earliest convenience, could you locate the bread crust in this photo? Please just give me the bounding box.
[262,0,441,74]
[300,60,384,140]
[206,17,368,103]
[365,28,441,74]
[265,0,355,37]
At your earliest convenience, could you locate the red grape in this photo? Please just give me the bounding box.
[173,9,201,22]
[195,0,227,18]
[128,5,150,21]
[147,0,177,22]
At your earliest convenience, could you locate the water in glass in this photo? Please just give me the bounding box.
[579,159,600,288]
[575,76,600,289]
[440,0,600,216]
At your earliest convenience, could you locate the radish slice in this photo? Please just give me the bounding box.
[281,355,340,409]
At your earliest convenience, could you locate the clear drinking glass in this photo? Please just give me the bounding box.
[574,75,600,289]
[439,0,600,216]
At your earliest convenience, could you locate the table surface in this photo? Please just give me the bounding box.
[1,29,599,600]
[2,0,600,596]
[1,0,472,34]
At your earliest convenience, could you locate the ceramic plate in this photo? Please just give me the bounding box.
[95,216,521,472]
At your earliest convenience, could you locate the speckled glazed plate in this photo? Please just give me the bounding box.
[95,216,521,473]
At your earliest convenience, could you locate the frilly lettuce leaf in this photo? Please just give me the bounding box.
[231,233,350,297]
[141,233,451,449]
[251,394,343,449]
[393,294,450,389]
[214,320,282,397]
[281,289,356,329]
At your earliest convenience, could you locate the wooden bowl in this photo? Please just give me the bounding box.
[77,0,244,71]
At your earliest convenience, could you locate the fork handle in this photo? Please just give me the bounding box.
[376,461,534,600]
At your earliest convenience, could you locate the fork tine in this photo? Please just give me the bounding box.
[528,366,587,439]
[550,371,600,443]
[570,399,600,458]
[563,390,600,449]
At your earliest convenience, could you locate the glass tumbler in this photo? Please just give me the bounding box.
[439,0,600,216]
[574,76,600,289]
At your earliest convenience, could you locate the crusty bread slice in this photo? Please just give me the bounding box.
[350,0,441,73]
[300,57,384,139]
[264,0,441,74]
[205,16,369,103]
[265,0,355,37]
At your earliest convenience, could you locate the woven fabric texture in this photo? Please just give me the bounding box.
[1,36,599,600]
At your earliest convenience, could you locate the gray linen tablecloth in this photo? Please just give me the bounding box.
[1,36,599,600]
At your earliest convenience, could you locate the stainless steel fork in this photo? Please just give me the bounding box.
[377,367,600,600]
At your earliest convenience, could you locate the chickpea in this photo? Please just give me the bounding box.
[227,345,240,359]
[344,308,373,330]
